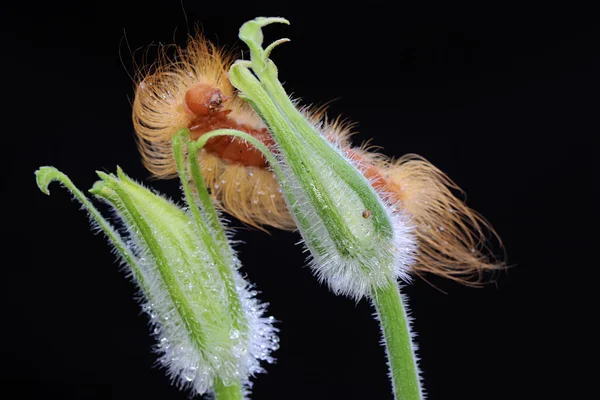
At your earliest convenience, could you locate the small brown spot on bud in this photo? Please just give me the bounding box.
[362,210,372,219]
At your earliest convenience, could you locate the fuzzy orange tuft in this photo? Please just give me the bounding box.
[380,155,504,284]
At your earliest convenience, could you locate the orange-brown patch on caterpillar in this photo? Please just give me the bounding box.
[183,83,275,168]
[343,147,403,202]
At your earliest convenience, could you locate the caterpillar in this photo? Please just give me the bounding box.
[132,32,503,285]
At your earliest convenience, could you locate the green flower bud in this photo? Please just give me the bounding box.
[228,18,417,300]
[35,165,277,398]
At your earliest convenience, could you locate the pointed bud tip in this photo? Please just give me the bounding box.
[95,170,112,180]
[89,180,113,198]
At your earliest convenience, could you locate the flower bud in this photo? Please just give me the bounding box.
[35,166,277,397]
[227,18,417,299]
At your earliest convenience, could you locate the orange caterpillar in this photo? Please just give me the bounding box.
[132,33,502,285]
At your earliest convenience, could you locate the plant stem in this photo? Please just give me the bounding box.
[372,282,422,400]
[214,379,244,400]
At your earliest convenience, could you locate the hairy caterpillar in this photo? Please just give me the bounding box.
[132,32,503,285]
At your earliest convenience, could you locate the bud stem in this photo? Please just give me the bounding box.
[172,131,247,334]
[173,129,229,251]
[372,282,423,400]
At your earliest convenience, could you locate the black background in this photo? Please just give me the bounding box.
[2,2,596,399]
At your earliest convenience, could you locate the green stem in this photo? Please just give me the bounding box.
[372,282,422,400]
[214,379,244,400]
[173,129,230,253]
[172,131,247,333]
[172,130,225,248]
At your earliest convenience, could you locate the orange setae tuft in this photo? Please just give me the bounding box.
[381,155,504,284]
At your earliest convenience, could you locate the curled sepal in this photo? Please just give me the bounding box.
[34,167,145,288]
[238,17,290,70]
[36,166,62,195]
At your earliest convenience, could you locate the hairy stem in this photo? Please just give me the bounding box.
[214,379,244,400]
[372,282,423,400]
[173,129,230,252]
[172,130,247,333]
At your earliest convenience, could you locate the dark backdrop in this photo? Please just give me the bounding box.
[2,2,596,400]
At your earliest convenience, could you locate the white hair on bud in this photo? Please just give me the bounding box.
[94,178,278,397]
[271,119,418,301]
